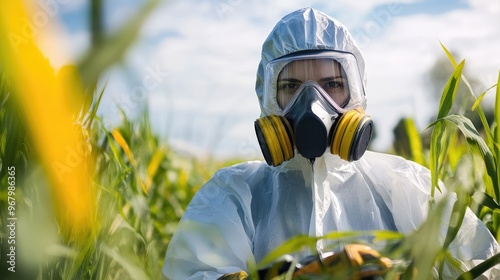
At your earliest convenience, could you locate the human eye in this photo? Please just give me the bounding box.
[278,82,300,91]
[324,79,344,89]
[277,82,301,96]
[322,77,349,106]
[277,81,301,109]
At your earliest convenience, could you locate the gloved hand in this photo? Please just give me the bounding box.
[293,244,393,279]
[217,271,248,280]
[220,244,393,280]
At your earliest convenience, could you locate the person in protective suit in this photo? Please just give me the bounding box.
[162,7,499,280]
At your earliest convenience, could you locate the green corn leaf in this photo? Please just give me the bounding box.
[371,230,405,242]
[97,119,129,171]
[430,122,449,197]
[440,43,475,108]
[494,210,500,241]
[442,42,495,156]
[437,60,465,119]
[442,191,469,251]
[83,82,107,128]
[470,81,496,154]
[470,82,496,155]
[435,114,498,199]
[429,119,444,196]
[257,234,316,267]
[440,42,458,67]
[407,194,450,279]
[404,118,426,166]
[471,83,497,111]
[456,253,500,280]
[429,59,465,196]
[495,70,500,203]
[472,192,500,211]
[101,245,149,280]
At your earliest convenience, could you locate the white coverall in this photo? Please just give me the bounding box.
[163,7,499,280]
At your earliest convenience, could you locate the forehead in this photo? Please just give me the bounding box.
[279,59,343,79]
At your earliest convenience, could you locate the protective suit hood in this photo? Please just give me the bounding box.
[256,7,367,116]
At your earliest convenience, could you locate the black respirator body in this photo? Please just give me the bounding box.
[255,82,373,166]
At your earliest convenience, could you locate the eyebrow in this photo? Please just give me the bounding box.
[277,78,302,83]
[278,76,344,83]
[318,76,344,83]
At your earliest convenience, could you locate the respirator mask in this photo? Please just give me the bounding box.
[255,51,373,166]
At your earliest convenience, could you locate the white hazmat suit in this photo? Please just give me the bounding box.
[163,7,499,280]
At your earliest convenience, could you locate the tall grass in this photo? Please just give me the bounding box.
[1,1,499,279]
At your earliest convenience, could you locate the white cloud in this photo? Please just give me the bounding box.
[361,2,500,150]
[468,0,500,13]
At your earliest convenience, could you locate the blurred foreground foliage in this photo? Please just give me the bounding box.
[0,1,500,279]
[1,79,225,279]
[0,0,206,279]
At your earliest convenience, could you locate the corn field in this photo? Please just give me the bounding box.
[0,1,499,279]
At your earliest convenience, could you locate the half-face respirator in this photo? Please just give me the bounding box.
[255,51,373,166]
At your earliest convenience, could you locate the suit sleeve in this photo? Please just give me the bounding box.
[162,169,255,280]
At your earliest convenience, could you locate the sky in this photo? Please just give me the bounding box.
[37,0,500,160]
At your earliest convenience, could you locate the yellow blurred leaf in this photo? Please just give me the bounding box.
[404,118,425,166]
[145,147,165,190]
[112,129,134,163]
[178,169,188,189]
[111,128,148,194]
[0,1,95,241]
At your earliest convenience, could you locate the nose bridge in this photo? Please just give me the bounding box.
[293,83,321,109]
[283,80,339,116]
[285,83,337,128]
[302,80,322,91]
[296,81,323,101]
